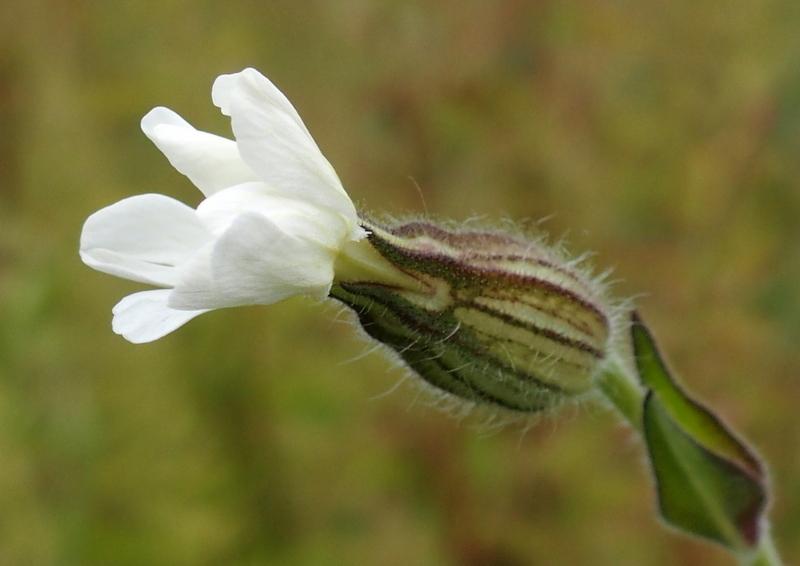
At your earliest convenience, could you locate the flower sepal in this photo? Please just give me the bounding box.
[330,217,619,414]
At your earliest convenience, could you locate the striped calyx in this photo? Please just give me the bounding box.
[329,218,614,414]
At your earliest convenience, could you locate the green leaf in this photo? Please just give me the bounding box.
[644,392,765,548]
[632,312,766,549]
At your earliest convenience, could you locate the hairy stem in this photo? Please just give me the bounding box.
[746,531,783,566]
[596,355,644,433]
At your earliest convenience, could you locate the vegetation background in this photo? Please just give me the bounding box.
[1,1,799,565]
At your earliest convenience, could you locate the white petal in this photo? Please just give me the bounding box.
[209,211,336,308]
[195,182,350,245]
[165,242,218,310]
[80,194,212,287]
[81,248,179,288]
[212,69,358,220]
[212,69,311,138]
[112,290,209,343]
[210,73,237,116]
[141,105,194,130]
[141,107,258,196]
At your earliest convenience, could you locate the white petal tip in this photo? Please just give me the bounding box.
[141,107,193,138]
[111,290,208,343]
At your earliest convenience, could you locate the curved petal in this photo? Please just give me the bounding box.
[141,107,258,196]
[164,241,217,310]
[80,194,212,287]
[112,289,209,343]
[141,105,194,130]
[212,69,358,221]
[81,248,180,288]
[212,71,311,138]
[205,211,336,309]
[195,182,351,245]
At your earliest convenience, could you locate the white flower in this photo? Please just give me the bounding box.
[80,68,366,343]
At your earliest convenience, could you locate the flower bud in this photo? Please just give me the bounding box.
[330,218,617,414]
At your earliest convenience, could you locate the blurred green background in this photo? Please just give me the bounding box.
[1,1,799,565]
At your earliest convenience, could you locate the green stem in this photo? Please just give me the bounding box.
[596,355,644,433]
[596,356,784,566]
[745,531,783,566]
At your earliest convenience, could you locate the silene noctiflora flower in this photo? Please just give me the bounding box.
[80,68,623,415]
[81,69,782,560]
